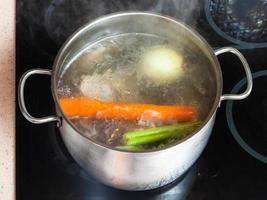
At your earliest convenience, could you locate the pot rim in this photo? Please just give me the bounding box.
[51,11,223,154]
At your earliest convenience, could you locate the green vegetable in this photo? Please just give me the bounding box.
[123,121,201,146]
[116,145,145,151]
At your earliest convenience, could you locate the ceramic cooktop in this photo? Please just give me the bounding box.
[16,0,267,199]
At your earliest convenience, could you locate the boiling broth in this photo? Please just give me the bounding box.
[57,33,216,150]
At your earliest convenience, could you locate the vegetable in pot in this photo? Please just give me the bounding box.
[123,121,201,146]
[59,97,197,123]
[139,46,184,85]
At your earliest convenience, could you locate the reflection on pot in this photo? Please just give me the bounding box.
[48,124,197,200]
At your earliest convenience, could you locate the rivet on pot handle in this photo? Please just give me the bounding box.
[215,47,253,102]
[18,69,61,127]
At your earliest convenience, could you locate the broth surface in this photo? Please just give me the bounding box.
[57,33,216,150]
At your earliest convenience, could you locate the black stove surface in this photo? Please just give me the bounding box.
[16,0,267,200]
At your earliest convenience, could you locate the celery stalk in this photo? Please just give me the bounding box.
[123,121,201,146]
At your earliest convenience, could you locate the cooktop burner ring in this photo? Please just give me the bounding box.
[205,0,267,48]
[226,69,267,164]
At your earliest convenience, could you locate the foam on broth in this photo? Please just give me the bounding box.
[57,33,216,150]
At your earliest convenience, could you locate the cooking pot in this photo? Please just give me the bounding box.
[18,12,253,191]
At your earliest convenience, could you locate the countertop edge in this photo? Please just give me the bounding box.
[0,0,16,200]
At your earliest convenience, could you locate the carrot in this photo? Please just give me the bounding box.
[59,97,197,122]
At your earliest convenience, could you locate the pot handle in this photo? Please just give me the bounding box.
[18,69,61,127]
[215,47,253,102]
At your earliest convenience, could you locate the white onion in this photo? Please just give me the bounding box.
[140,46,184,84]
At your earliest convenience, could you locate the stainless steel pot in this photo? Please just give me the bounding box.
[18,12,253,191]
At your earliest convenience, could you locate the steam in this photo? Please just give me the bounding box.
[18,0,201,45]
[152,0,201,25]
[43,0,201,44]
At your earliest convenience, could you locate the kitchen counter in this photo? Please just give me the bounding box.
[0,0,15,200]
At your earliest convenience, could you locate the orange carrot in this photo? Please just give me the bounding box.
[59,97,197,122]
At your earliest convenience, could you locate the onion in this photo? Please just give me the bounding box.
[140,46,184,84]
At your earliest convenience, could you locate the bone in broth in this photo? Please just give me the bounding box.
[57,33,216,151]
